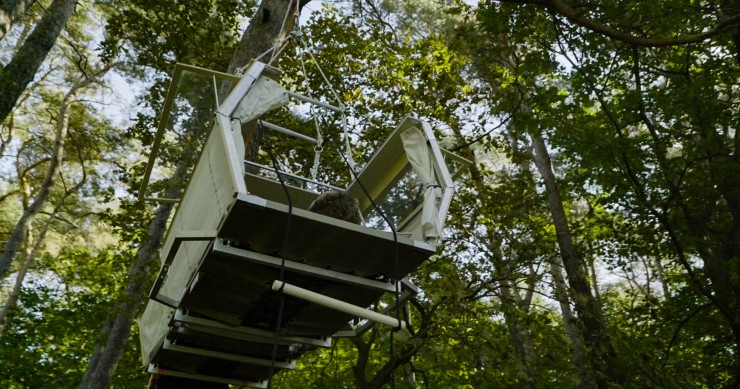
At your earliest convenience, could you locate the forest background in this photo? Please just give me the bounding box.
[0,0,739,388]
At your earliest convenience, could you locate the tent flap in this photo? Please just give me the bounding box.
[232,76,289,124]
[400,126,441,245]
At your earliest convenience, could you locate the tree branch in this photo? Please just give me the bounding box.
[498,0,740,47]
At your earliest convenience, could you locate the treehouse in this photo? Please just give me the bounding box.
[137,61,470,387]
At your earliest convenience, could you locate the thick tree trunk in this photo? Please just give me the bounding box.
[78,174,181,388]
[229,0,310,163]
[530,130,616,387]
[0,68,100,280]
[227,0,309,73]
[0,0,76,124]
[79,1,308,387]
[0,0,37,39]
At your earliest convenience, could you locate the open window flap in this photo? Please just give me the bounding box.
[232,76,289,124]
[400,126,441,244]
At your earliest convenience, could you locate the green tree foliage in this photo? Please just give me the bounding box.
[2,0,738,387]
[472,0,740,386]
[0,248,148,388]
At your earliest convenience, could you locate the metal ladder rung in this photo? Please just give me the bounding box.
[147,364,266,388]
[162,339,295,369]
[286,91,342,113]
[172,309,332,348]
[260,120,317,144]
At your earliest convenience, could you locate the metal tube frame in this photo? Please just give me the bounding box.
[215,240,399,293]
[272,281,406,330]
[162,339,295,369]
[149,230,217,308]
[139,63,240,203]
[260,120,318,144]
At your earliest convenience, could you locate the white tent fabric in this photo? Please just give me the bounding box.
[401,126,441,244]
[232,75,289,124]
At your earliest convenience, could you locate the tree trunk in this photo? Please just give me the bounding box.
[229,0,310,163]
[0,223,33,337]
[549,259,593,388]
[350,298,434,389]
[78,171,181,388]
[79,1,308,387]
[500,278,537,388]
[0,0,76,124]
[0,0,36,39]
[0,67,102,280]
[449,123,538,387]
[0,172,85,338]
[651,256,670,297]
[529,129,616,387]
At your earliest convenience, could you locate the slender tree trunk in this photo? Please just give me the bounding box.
[0,0,76,124]
[589,257,601,304]
[0,68,102,280]
[529,130,616,387]
[651,256,670,297]
[499,276,536,388]
[550,259,593,388]
[79,1,309,387]
[0,171,86,338]
[0,223,33,337]
[449,122,538,387]
[0,0,37,39]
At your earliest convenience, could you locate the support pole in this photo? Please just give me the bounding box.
[261,120,318,144]
[286,91,342,113]
[272,281,406,330]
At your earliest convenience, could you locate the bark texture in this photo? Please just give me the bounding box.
[78,179,180,388]
[549,260,592,388]
[450,123,538,388]
[0,0,76,124]
[229,0,311,163]
[0,0,37,39]
[530,130,616,388]
[0,225,33,338]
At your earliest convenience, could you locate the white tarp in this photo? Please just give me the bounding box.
[232,75,289,124]
[401,126,441,244]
